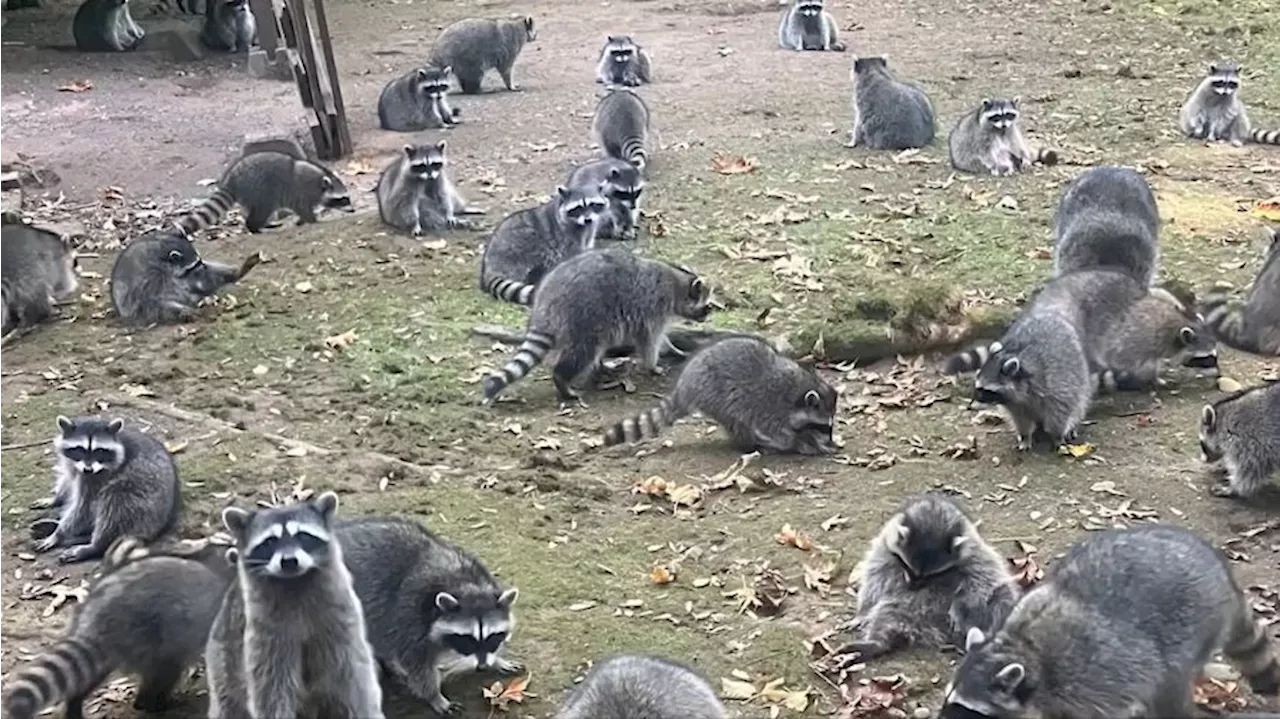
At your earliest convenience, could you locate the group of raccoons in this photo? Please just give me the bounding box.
[2,0,1280,716]
[66,0,256,53]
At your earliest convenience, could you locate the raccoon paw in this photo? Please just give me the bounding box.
[1210,483,1240,498]
[493,657,524,675]
[33,532,60,552]
[428,695,460,716]
[58,544,97,564]
[836,640,887,661]
[1015,436,1033,452]
[29,495,56,510]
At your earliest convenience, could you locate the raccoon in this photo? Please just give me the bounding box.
[565,157,644,241]
[33,416,181,565]
[595,35,652,86]
[1052,166,1161,287]
[557,655,726,719]
[205,493,384,719]
[1,537,234,719]
[110,230,259,325]
[1093,290,1219,392]
[948,98,1058,175]
[592,86,651,172]
[1180,62,1280,146]
[174,152,353,235]
[72,0,143,51]
[335,516,521,715]
[602,336,838,455]
[200,0,255,52]
[1202,226,1280,356]
[1200,381,1280,499]
[849,56,935,150]
[428,16,536,94]
[378,65,460,132]
[941,525,1280,719]
[482,248,713,404]
[478,185,608,305]
[776,0,844,52]
[376,141,478,236]
[1,223,78,336]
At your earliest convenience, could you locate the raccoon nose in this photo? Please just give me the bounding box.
[279,556,299,573]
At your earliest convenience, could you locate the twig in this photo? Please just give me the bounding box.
[1,439,47,452]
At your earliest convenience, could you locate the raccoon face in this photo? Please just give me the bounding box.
[608,43,634,64]
[1175,323,1218,369]
[797,1,824,17]
[973,354,1025,406]
[789,382,839,453]
[160,236,204,278]
[415,66,451,97]
[1208,64,1241,96]
[555,186,609,228]
[605,168,645,210]
[430,588,518,675]
[1199,404,1224,463]
[319,174,354,213]
[945,640,1035,719]
[673,267,713,322]
[888,499,969,587]
[55,415,126,477]
[223,492,338,580]
[522,16,536,42]
[852,56,888,75]
[980,98,1019,131]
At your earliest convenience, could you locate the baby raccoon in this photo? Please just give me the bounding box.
[376,141,478,237]
[1180,62,1280,146]
[482,248,713,405]
[596,35,652,86]
[777,0,844,52]
[602,336,838,455]
[849,56,935,150]
[479,185,608,305]
[942,525,1280,719]
[1,222,78,336]
[1202,226,1280,356]
[336,516,521,715]
[557,655,726,719]
[1094,290,1218,391]
[110,229,260,325]
[378,65,459,131]
[592,86,651,172]
[175,151,353,235]
[948,97,1058,175]
[565,158,644,241]
[73,0,144,51]
[200,0,255,52]
[1052,165,1161,287]
[1200,381,1280,499]
[428,16,536,94]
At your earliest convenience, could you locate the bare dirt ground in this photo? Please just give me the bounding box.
[2,0,1279,716]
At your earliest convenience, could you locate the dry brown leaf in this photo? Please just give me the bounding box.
[324,330,358,350]
[1058,442,1096,459]
[483,674,533,710]
[776,524,814,551]
[1008,553,1044,588]
[666,483,702,507]
[1193,676,1247,712]
[803,561,834,596]
[720,677,758,701]
[58,79,93,93]
[711,155,759,175]
[649,565,677,585]
[1251,197,1280,222]
[836,674,908,719]
[344,158,379,175]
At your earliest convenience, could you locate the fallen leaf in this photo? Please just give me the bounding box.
[483,674,533,710]
[119,383,155,398]
[1058,443,1096,459]
[1089,480,1126,496]
[649,565,677,585]
[803,562,834,595]
[1193,675,1247,712]
[1250,197,1280,222]
[164,439,190,454]
[837,674,908,719]
[712,156,759,175]
[776,524,814,551]
[821,514,850,531]
[1008,553,1044,588]
[344,158,378,175]
[324,330,358,350]
[1217,376,1243,393]
[667,483,702,507]
[58,79,93,93]
[567,601,597,612]
[720,677,758,701]
[252,364,270,376]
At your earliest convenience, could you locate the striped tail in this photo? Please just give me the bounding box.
[481,331,554,403]
[944,341,999,375]
[1251,127,1280,145]
[2,637,110,719]
[103,535,150,571]
[175,188,236,235]
[622,138,647,172]
[482,275,535,306]
[1034,148,1060,166]
[603,395,683,446]
[1224,607,1280,695]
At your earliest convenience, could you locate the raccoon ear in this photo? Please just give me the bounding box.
[1001,357,1021,377]
[107,418,125,434]
[1209,63,1219,74]
[895,523,910,543]
[1267,225,1279,249]
[1179,326,1196,345]
[993,663,1026,693]
[952,535,968,550]
[981,98,992,110]
[403,145,415,157]
[689,276,705,299]
[321,176,334,190]
[1201,404,1217,430]
[804,389,821,409]
[497,587,519,607]
[414,68,428,80]
[1011,96,1021,107]
[436,140,447,153]
[964,626,986,651]
[556,185,571,200]
[988,340,1003,354]
[225,547,239,564]
[168,249,185,262]
[524,16,534,31]
[608,167,621,180]
[56,415,75,433]
[441,65,452,76]
[312,491,339,520]
[436,592,461,612]
[222,506,252,534]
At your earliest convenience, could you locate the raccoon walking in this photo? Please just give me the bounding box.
[1,222,78,336]
[200,0,255,52]
[73,0,144,51]
[592,86,651,172]
[482,248,713,404]
[849,57,935,150]
[110,230,260,325]
[1092,289,1218,392]
[1202,226,1280,356]
[776,0,844,52]
[33,416,181,564]
[2,537,234,719]
[565,158,644,241]
[205,493,384,719]
[428,16,536,94]
[1200,381,1280,499]
[596,35,652,86]
[948,98,1058,175]
[602,336,838,455]
[557,655,726,719]
[174,151,352,235]
[846,494,1018,661]
[1052,166,1161,287]
[942,525,1280,719]
[336,516,522,715]
[376,142,478,236]
[378,66,459,131]
[1180,62,1280,145]
[478,185,608,305]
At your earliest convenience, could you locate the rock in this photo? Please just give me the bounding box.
[247,48,295,82]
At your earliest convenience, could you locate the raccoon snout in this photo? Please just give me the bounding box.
[1185,353,1219,370]
[973,387,1005,405]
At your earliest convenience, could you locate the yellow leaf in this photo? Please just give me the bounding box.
[1057,443,1096,458]
[666,483,702,507]
[712,155,759,175]
[649,565,676,585]
[1217,377,1243,393]
[1251,198,1280,222]
[720,677,758,701]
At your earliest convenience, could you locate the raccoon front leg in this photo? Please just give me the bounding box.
[1212,456,1268,499]
[133,664,185,711]
[840,601,911,660]
[552,343,602,404]
[634,329,668,375]
[58,510,120,563]
[401,659,458,715]
[1003,406,1039,451]
[823,14,845,52]
[35,493,93,553]
[245,633,303,718]
[1222,597,1280,695]
[497,58,520,91]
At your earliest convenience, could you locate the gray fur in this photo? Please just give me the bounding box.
[33,416,180,564]
[596,35,652,86]
[1200,381,1280,499]
[1,223,78,336]
[943,525,1280,719]
[592,86,651,172]
[175,152,353,235]
[428,16,535,94]
[73,0,143,51]
[1094,290,1219,392]
[602,335,838,455]
[777,0,844,52]
[336,516,521,715]
[565,157,644,241]
[1202,226,1280,356]
[110,229,257,326]
[1180,62,1280,145]
[205,493,384,719]
[557,655,725,719]
[377,141,476,237]
[849,56,935,150]
[478,185,608,306]
[200,0,255,52]
[378,65,459,132]
[1052,166,1161,287]
[481,248,713,404]
[948,97,1058,175]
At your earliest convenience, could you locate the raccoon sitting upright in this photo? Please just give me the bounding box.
[376,142,478,237]
[846,494,1018,661]
[428,16,536,94]
[73,0,144,51]
[200,0,255,52]
[776,0,844,52]
[592,86,651,172]
[565,158,644,241]
[336,516,521,715]
[602,336,838,455]
[1202,226,1280,356]
[1,222,78,336]
[1200,381,1280,500]
[595,35,652,86]
[848,56,935,150]
[1180,62,1280,146]
[110,230,259,325]
[948,98,1058,175]
[557,655,726,719]
[174,151,352,235]
[479,185,608,305]
[942,525,1280,719]
[482,248,713,405]
[1052,166,1161,287]
[378,65,459,132]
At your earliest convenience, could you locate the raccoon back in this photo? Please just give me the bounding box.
[481,201,577,288]
[592,88,650,164]
[855,71,935,149]
[528,248,671,341]
[72,0,129,51]
[377,71,437,131]
[429,18,526,74]
[1,224,77,333]
[557,655,725,719]
[1052,166,1160,286]
[673,337,816,436]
